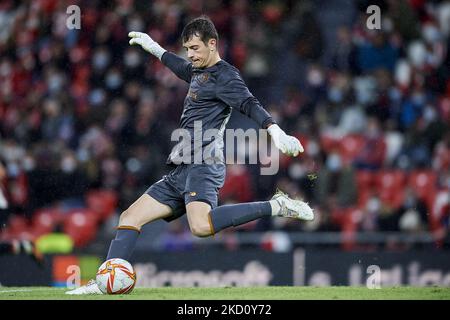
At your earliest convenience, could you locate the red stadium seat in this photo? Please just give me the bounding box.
[356,170,375,191]
[357,189,372,209]
[279,153,294,169]
[7,215,29,237]
[356,170,375,208]
[408,171,438,208]
[31,207,63,236]
[375,171,406,209]
[293,133,309,151]
[219,165,254,203]
[330,207,346,226]
[430,189,450,232]
[341,207,363,251]
[331,207,362,251]
[62,209,98,247]
[4,215,37,240]
[339,134,366,164]
[330,207,362,228]
[319,133,339,153]
[85,190,118,222]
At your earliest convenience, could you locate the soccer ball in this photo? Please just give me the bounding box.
[96,258,137,294]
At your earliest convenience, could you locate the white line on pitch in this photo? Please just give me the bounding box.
[0,288,42,293]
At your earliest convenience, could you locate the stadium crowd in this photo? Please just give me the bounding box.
[0,0,449,251]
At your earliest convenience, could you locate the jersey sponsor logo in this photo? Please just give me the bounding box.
[187,89,198,100]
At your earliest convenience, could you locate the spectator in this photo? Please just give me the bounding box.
[356,31,399,74]
[330,26,358,74]
[354,117,386,170]
[314,153,358,209]
[0,161,9,226]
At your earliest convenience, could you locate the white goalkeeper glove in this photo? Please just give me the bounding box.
[128,31,166,60]
[267,124,304,157]
[0,188,8,209]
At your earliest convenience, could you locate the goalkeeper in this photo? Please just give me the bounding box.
[67,16,313,295]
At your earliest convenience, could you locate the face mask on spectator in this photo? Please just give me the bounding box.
[89,88,106,106]
[288,162,306,180]
[76,148,90,162]
[408,41,427,68]
[307,67,324,87]
[411,92,426,106]
[356,88,373,105]
[92,50,110,70]
[105,71,123,89]
[327,87,343,103]
[423,105,437,123]
[2,144,24,162]
[388,87,402,102]
[7,162,20,177]
[404,193,416,208]
[395,60,411,87]
[326,153,342,172]
[354,76,376,105]
[382,17,393,33]
[0,60,12,76]
[422,24,441,44]
[367,124,379,138]
[397,154,411,170]
[61,156,77,173]
[124,50,141,68]
[126,158,142,173]
[399,209,420,231]
[127,17,144,33]
[22,156,36,172]
[306,140,319,157]
[438,3,450,37]
[48,73,65,93]
[367,197,381,213]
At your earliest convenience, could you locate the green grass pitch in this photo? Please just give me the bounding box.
[0,286,449,300]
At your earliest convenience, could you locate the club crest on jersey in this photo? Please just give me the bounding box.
[193,72,210,85]
[200,73,209,83]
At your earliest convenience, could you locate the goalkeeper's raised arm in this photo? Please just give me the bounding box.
[129,31,193,83]
[128,30,304,158]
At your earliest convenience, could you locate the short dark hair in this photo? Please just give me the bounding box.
[181,16,219,45]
